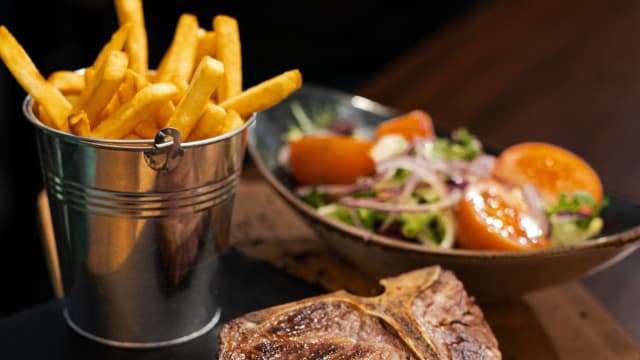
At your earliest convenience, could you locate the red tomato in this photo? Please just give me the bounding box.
[373,110,435,141]
[493,142,603,204]
[456,179,551,251]
[289,135,375,185]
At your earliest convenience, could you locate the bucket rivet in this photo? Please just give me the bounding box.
[144,128,184,172]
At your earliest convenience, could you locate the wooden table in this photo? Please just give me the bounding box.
[232,0,640,357]
[356,0,640,344]
[15,177,639,359]
[232,179,639,359]
[11,0,638,357]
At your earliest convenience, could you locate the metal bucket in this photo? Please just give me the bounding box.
[24,96,254,348]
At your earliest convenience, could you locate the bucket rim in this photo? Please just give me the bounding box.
[23,95,257,151]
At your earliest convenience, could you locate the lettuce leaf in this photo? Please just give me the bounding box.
[431,127,482,161]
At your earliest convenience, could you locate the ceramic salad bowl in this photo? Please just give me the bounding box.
[247,83,640,300]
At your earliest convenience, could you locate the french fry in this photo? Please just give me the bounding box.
[114,0,147,76]
[213,15,242,101]
[91,22,131,72]
[194,29,216,68]
[125,68,169,133]
[189,107,243,142]
[154,100,175,128]
[189,102,227,141]
[84,67,96,86]
[72,50,129,126]
[128,67,148,91]
[222,109,244,133]
[69,110,91,137]
[123,133,144,140]
[93,83,177,139]
[117,69,138,104]
[170,75,189,104]
[133,117,159,139]
[47,71,85,94]
[124,69,175,130]
[0,7,304,142]
[65,94,79,106]
[36,104,56,129]
[97,94,120,122]
[155,13,199,84]
[166,56,224,140]
[219,69,302,119]
[0,26,71,132]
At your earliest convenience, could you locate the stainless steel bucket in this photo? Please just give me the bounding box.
[24,96,254,348]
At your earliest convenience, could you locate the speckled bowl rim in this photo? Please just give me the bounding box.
[248,83,640,261]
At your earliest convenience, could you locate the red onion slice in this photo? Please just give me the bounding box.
[467,154,496,179]
[277,144,291,172]
[521,183,550,236]
[376,156,448,196]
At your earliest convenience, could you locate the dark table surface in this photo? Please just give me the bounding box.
[8,178,636,360]
[0,248,323,359]
[1,0,639,356]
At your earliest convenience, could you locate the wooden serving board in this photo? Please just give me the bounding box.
[231,178,640,360]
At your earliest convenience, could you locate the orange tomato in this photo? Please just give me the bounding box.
[373,110,435,141]
[493,142,603,204]
[289,135,375,185]
[456,179,550,251]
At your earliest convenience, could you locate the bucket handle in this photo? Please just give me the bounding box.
[144,128,184,172]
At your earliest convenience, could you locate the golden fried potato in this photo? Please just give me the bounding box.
[188,102,227,141]
[166,56,224,139]
[133,117,159,139]
[92,22,131,72]
[69,110,91,137]
[0,26,71,131]
[72,50,129,126]
[219,69,302,118]
[155,13,199,85]
[114,0,147,76]
[0,6,304,142]
[47,71,85,94]
[194,29,217,68]
[213,15,242,101]
[93,83,177,139]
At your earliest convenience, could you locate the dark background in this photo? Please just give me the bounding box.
[0,0,481,317]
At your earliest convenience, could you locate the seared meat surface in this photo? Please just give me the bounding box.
[218,266,500,359]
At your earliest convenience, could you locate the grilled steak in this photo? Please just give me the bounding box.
[217,266,501,359]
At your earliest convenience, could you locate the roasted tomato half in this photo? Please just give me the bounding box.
[493,142,603,204]
[373,110,435,141]
[456,179,551,251]
[289,135,375,186]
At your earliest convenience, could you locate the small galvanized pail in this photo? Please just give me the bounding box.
[24,96,254,348]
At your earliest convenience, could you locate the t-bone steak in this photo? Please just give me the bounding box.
[217,266,501,359]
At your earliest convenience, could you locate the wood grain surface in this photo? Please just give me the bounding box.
[231,179,639,359]
[358,0,640,203]
[21,0,640,357]
[356,0,640,346]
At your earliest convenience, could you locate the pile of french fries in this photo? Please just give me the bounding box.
[0,0,302,142]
